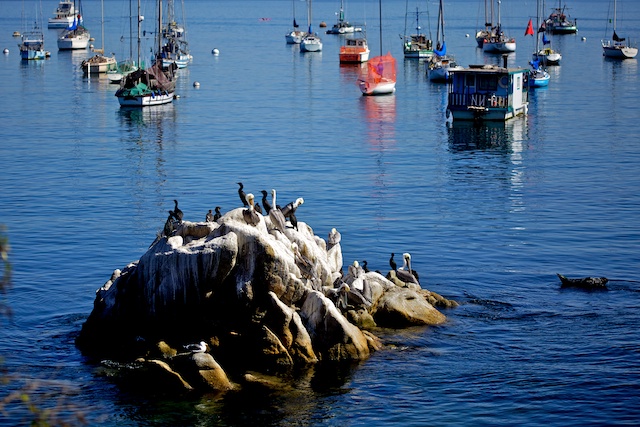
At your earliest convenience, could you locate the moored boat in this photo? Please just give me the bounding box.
[601,0,637,59]
[426,0,462,82]
[19,30,46,60]
[160,0,191,69]
[402,3,433,59]
[81,0,117,74]
[48,0,75,29]
[300,0,322,52]
[326,0,361,34]
[57,1,90,51]
[446,61,529,122]
[339,36,369,63]
[358,0,395,95]
[482,0,516,53]
[545,1,577,34]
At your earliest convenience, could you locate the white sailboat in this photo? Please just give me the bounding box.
[160,0,191,69]
[358,0,396,95]
[107,0,140,83]
[81,0,117,74]
[285,0,306,44]
[300,0,322,52]
[482,0,516,53]
[601,0,637,59]
[115,0,176,107]
[526,3,550,87]
[57,0,90,50]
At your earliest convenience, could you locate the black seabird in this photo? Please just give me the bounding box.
[163,211,175,236]
[173,199,184,222]
[261,190,272,214]
[237,182,248,207]
[206,209,214,222]
[362,260,370,273]
[213,206,222,221]
[389,253,397,271]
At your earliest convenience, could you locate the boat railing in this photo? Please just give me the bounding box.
[448,92,510,109]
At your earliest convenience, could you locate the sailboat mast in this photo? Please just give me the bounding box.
[613,0,617,33]
[158,0,162,59]
[378,0,382,55]
[137,0,140,67]
[100,0,104,52]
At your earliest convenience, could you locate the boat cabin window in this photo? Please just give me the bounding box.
[477,75,499,91]
[465,74,475,87]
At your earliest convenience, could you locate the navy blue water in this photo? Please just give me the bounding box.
[1,0,639,424]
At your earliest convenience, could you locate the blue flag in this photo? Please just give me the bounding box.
[542,33,550,45]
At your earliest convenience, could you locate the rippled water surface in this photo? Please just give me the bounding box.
[1,0,639,425]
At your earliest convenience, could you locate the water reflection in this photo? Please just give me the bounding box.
[446,119,527,152]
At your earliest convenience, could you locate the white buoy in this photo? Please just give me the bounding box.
[138,15,144,22]
[212,48,220,56]
[193,81,200,88]
[581,36,586,42]
[3,48,8,54]
[465,33,470,37]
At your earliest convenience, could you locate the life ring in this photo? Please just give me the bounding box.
[498,76,509,88]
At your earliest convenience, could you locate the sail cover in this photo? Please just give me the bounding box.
[434,41,446,56]
[359,53,397,85]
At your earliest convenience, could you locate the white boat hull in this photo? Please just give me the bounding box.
[117,91,174,107]
[359,79,396,96]
[301,37,322,52]
[285,30,306,44]
[58,33,90,50]
[48,17,74,29]
[483,41,516,53]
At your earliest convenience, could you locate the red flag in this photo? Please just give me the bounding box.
[525,19,534,36]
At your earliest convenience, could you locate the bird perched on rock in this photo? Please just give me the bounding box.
[261,190,272,214]
[557,274,608,290]
[237,182,248,207]
[281,197,304,218]
[396,253,420,285]
[328,228,341,246]
[213,206,222,221]
[362,260,370,273]
[206,209,214,222]
[269,189,287,233]
[242,193,261,226]
[163,211,175,236]
[172,199,184,222]
[389,253,397,271]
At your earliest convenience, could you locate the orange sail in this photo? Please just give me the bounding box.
[358,52,396,95]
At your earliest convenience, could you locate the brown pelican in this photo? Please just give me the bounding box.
[242,193,261,226]
[328,228,342,246]
[269,189,287,233]
[205,209,214,222]
[213,206,222,221]
[237,182,248,207]
[172,199,184,222]
[261,190,272,214]
[396,253,420,285]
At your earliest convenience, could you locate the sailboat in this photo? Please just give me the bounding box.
[601,0,637,59]
[115,0,177,107]
[545,0,577,34]
[160,0,191,69]
[427,0,462,82]
[475,0,493,48]
[326,0,362,34]
[107,0,140,83]
[57,0,90,50]
[300,0,322,52]
[81,0,117,74]
[358,0,396,95]
[482,0,516,53]
[402,1,433,59]
[19,1,47,60]
[285,0,306,44]
[526,4,550,87]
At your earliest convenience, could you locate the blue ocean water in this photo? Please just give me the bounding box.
[1,0,639,425]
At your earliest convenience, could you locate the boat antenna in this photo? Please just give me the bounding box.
[378,0,382,55]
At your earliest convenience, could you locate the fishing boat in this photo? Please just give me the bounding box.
[57,0,90,50]
[19,22,46,60]
[160,0,191,69]
[482,0,516,53]
[326,0,361,34]
[115,0,176,107]
[427,0,462,82]
[339,35,369,63]
[48,0,75,29]
[545,1,577,34]
[402,2,433,59]
[358,0,396,95]
[81,0,117,74]
[300,0,322,52]
[446,58,529,122]
[601,0,637,59]
[285,0,306,44]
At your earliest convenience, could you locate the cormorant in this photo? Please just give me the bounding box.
[173,199,184,222]
[261,190,272,214]
[206,209,214,222]
[213,206,222,221]
[237,182,248,207]
[389,253,397,271]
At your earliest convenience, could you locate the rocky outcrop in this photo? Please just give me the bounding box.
[77,205,455,392]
